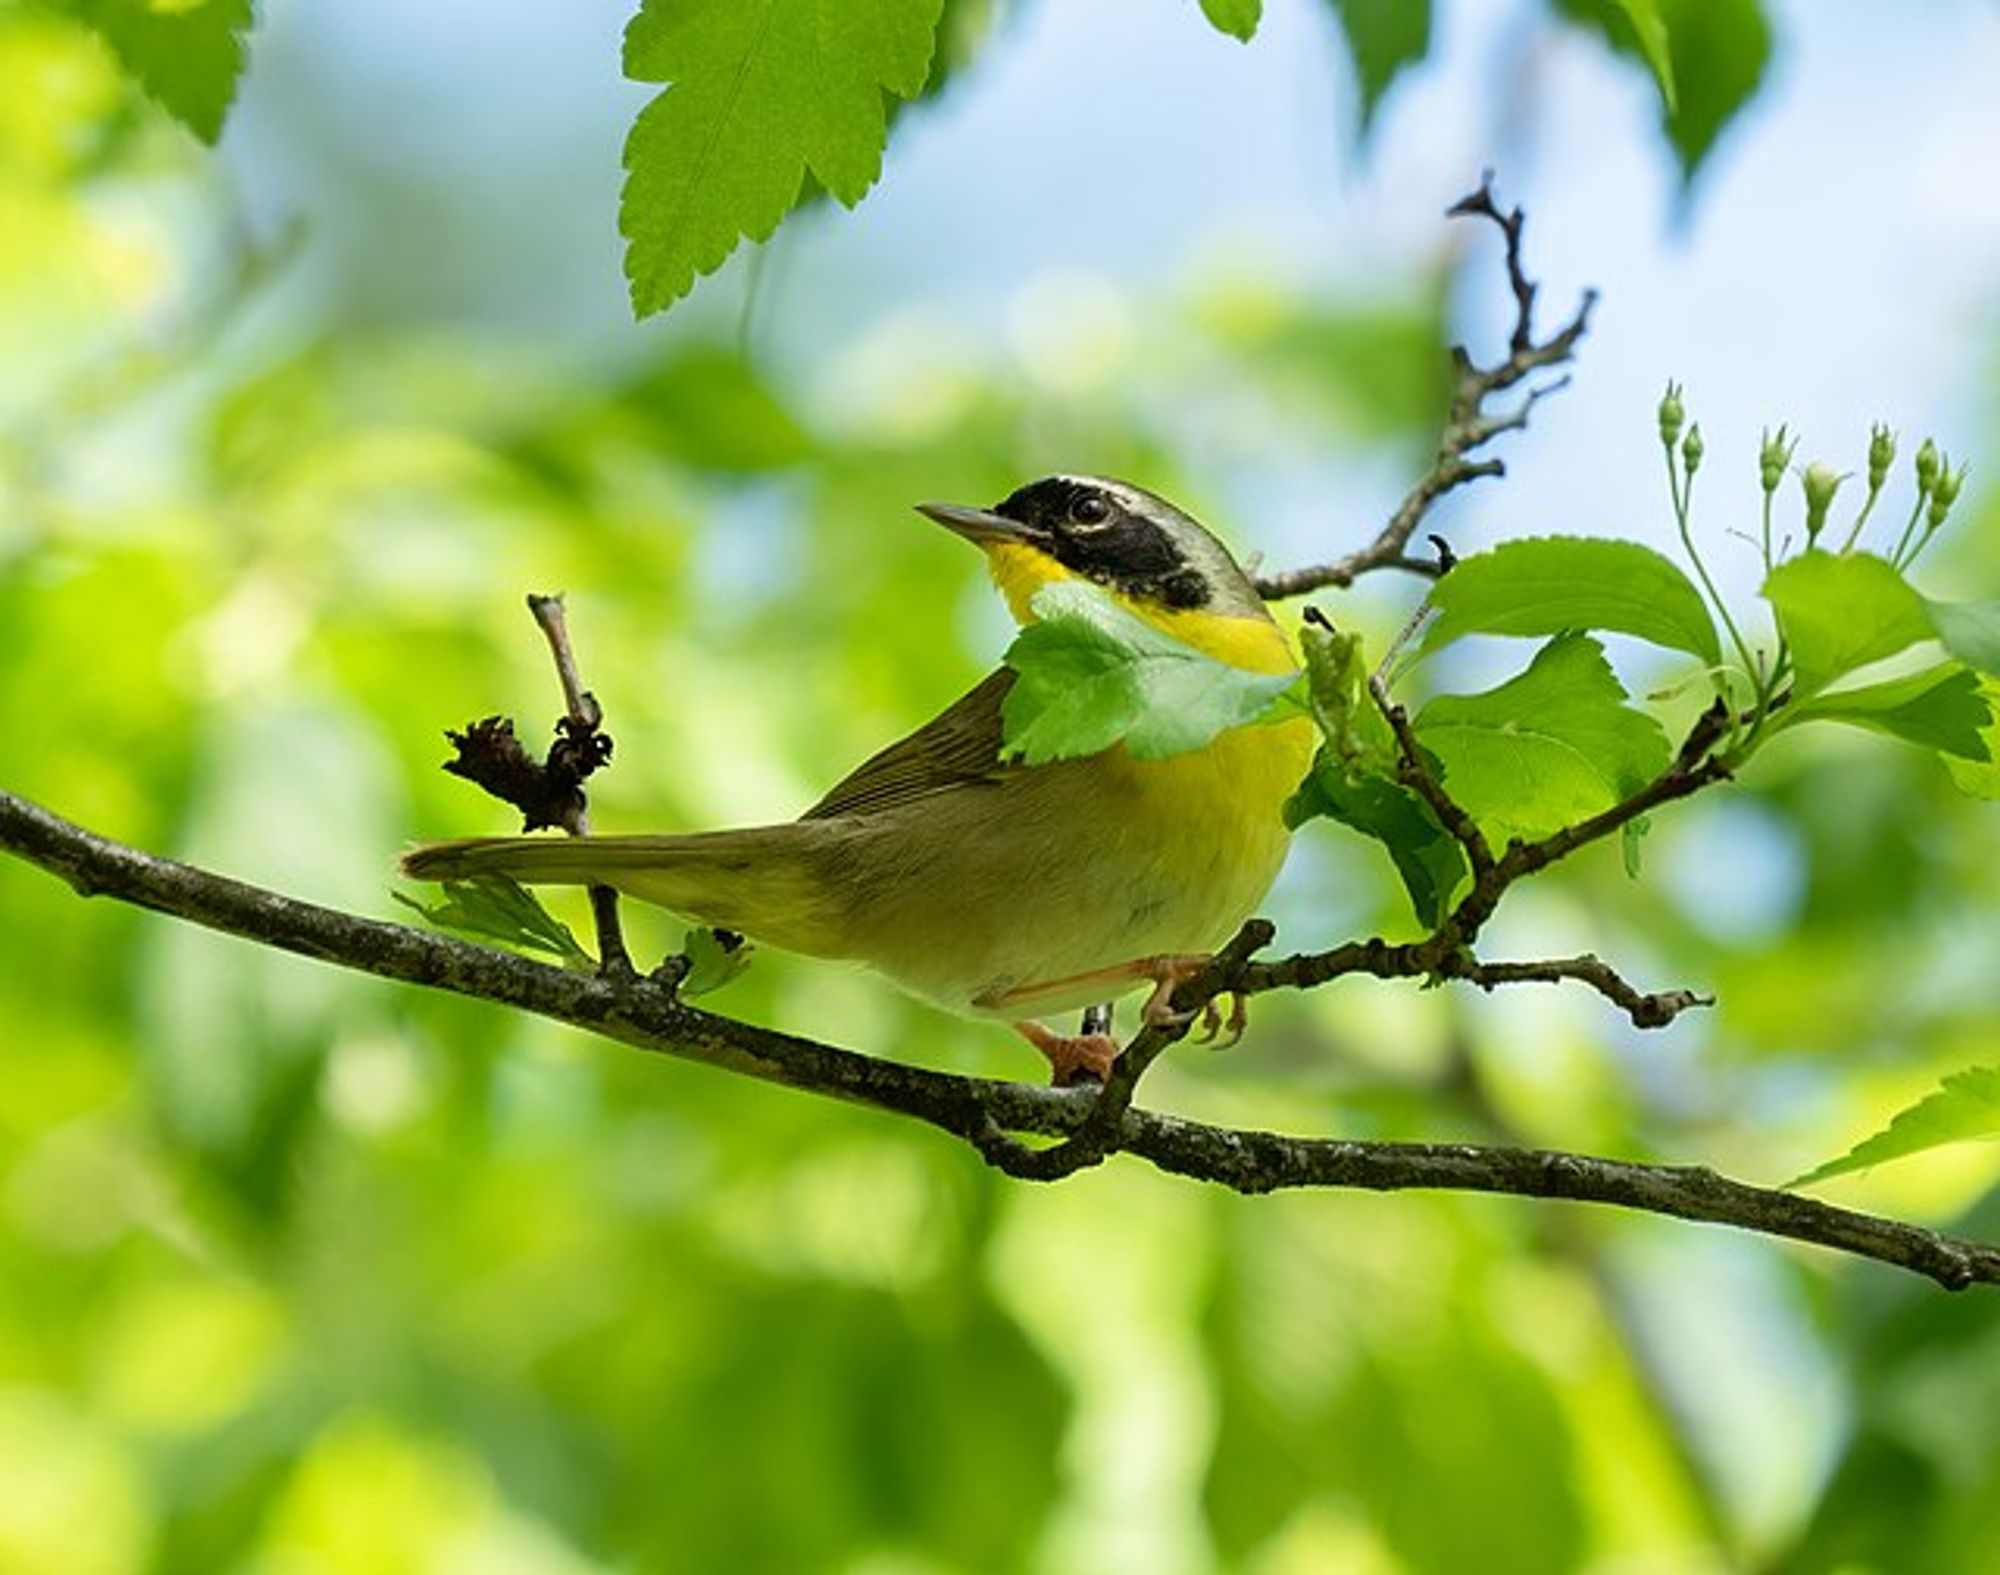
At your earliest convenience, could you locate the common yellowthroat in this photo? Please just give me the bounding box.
[403,476,1313,1083]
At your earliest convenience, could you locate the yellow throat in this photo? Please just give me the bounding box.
[984,542,1300,675]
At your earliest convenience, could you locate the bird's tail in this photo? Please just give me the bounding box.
[400,829,842,956]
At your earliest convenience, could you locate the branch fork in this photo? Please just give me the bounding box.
[1254,173,1597,601]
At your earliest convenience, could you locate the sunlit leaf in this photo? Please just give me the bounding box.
[1325,0,1431,132]
[678,926,754,996]
[1561,0,1772,183]
[66,0,254,143]
[1199,0,1262,42]
[1925,597,2000,679]
[1793,1067,2000,1187]
[1605,0,1676,108]
[1762,550,1934,696]
[1414,633,1670,844]
[1296,614,1395,774]
[621,0,944,315]
[1944,678,2000,800]
[393,873,591,966]
[1654,0,1770,180]
[1786,664,1992,761]
[1000,581,1297,764]
[1421,536,1721,665]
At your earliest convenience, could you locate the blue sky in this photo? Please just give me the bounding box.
[228,0,2000,601]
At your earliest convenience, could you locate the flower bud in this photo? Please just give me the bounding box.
[1916,438,1941,494]
[1801,461,1844,543]
[1759,425,1794,495]
[1681,424,1704,477]
[1658,382,1685,450]
[1867,424,1896,493]
[1936,462,1966,511]
[1927,459,1966,530]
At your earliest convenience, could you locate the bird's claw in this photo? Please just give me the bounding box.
[1193,999,1222,1043]
[1139,954,1212,1030]
[1214,992,1249,1049]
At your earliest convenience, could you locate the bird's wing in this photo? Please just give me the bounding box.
[801,668,1016,821]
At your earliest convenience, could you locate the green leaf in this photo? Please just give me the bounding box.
[1786,665,1993,761]
[620,0,944,316]
[1325,0,1431,132]
[677,926,754,996]
[1793,1067,2000,1187]
[1621,814,1650,877]
[1297,614,1395,774]
[1762,550,1934,696]
[1000,582,1297,765]
[1421,536,1721,665]
[1945,678,2000,800]
[393,874,591,966]
[1605,0,1676,109]
[1656,0,1771,182]
[1560,0,1772,183]
[1413,633,1671,845]
[1286,754,1468,927]
[1287,616,1468,923]
[1199,0,1262,42]
[1925,598,2000,679]
[67,0,255,143]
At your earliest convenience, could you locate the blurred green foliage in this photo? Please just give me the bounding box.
[1,6,1998,1573]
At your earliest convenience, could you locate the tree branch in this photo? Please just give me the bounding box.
[4,785,1995,1292]
[1255,174,1596,601]
[1235,699,1733,1030]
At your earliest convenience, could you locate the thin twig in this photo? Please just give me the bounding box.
[1451,954,1712,1030]
[524,593,632,978]
[1368,674,1494,876]
[3,786,1994,1291]
[1237,700,1735,1017]
[1255,174,1596,601]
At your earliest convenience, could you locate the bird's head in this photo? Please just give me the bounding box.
[916,476,1272,638]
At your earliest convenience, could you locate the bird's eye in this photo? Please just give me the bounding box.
[1070,495,1109,526]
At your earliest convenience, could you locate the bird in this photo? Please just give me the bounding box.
[402,476,1315,1085]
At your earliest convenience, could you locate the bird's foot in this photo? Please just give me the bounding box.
[1137,954,1215,1029]
[1012,1020,1120,1088]
[1194,991,1250,1048]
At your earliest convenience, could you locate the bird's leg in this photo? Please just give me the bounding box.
[984,953,1212,1020]
[991,958,1223,1086]
[1012,1020,1120,1088]
[1134,954,1213,1028]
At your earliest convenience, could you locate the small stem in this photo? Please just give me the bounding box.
[1667,447,1757,691]
[1890,491,1929,567]
[1370,675,1494,876]
[528,594,601,733]
[525,593,632,978]
[1840,484,1883,554]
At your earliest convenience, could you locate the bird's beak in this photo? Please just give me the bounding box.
[915,501,1041,549]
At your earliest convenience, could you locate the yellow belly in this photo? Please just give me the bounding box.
[819,711,1314,1016]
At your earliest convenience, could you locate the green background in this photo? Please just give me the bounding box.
[3,1,1998,1570]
